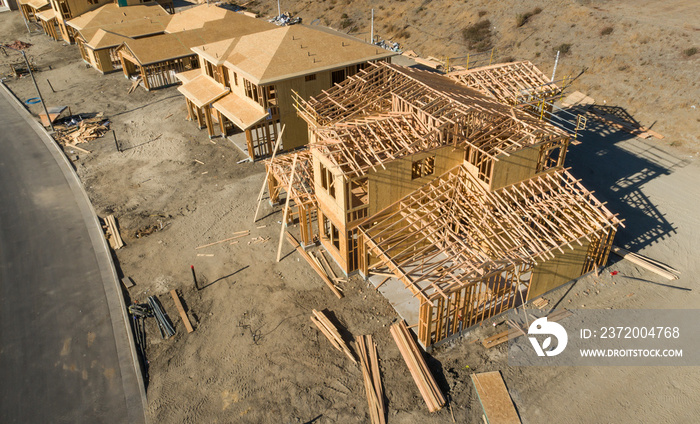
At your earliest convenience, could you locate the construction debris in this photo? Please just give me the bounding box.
[531,298,549,310]
[121,276,135,289]
[310,309,356,363]
[482,309,572,349]
[268,12,302,26]
[103,214,124,249]
[4,40,32,50]
[471,371,521,424]
[389,320,445,412]
[195,230,249,249]
[170,289,194,333]
[286,232,343,299]
[356,334,385,424]
[148,295,175,339]
[374,39,401,53]
[52,115,110,145]
[611,245,680,280]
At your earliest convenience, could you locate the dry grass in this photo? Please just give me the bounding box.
[463,20,493,52]
[516,7,542,28]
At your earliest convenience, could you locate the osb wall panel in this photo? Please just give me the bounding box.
[528,239,590,299]
[312,151,346,226]
[368,146,464,216]
[276,71,332,150]
[490,144,540,190]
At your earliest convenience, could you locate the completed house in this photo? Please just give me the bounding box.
[176,24,396,160]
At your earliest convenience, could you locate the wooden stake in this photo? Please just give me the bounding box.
[170,289,194,333]
[253,124,286,223]
[276,153,298,262]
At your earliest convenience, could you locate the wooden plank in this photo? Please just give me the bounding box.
[286,232,343,299]
[277,154,298,262]
[121,277,135,289]
[310,309,356,362]
[105,215,124,249]
[471,372,521,424]
[390,320,445,412]
[195,231,249,249]
[611,245,679,281]
[482,309,572,348]
[170,289,194,333]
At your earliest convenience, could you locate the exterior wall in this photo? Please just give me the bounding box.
[489,143,541,190]
[368,145,465,216]
[528,239,590,299]
[274,70,333,150]
[51,0,112,43]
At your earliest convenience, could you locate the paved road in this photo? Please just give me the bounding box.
[0,85,145,423]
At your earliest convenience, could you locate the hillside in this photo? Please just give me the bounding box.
[246,0,699,149]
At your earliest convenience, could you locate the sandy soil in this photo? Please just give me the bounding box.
[2,1,699,423]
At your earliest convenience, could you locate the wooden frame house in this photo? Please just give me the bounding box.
[36,8,60,40]
[68,2,170,73]
[48,0,114,43]
[115,5,275,91]
[176,24,396,160]
[19,0,49,23]
[447,61,563,116]
[266,62,620,347]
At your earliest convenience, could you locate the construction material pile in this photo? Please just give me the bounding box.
[4,40,32,50]
[53,114,110,145]
[268,12,301,26]
[389,321,445,412]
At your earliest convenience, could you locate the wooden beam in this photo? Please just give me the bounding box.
[276,153,298,262]
[286,232,343,299]
[170,289,194,333]
[253,125,286,223]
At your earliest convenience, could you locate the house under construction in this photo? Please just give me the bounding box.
[265,62,620,348]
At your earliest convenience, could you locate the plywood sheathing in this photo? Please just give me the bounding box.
[191,25,395,86]
[448,61,561,107]
[177,74,229,108]
[212,92,268,131]
[67,2,169,32]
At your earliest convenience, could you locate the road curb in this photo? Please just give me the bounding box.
[0,81,148,423]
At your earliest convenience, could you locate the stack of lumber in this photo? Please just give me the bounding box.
[356,334,385,424]
[531,298,549,310]
[286,232,343,299]
[310,309,356,363]
[104,214,124,249]
[482,309,572,349]
[611,245,680,281]
[389,321,445,412]
[53,116,109,145]
[471,371,521,424]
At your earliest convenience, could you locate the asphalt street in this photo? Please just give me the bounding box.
[0,85,145,423]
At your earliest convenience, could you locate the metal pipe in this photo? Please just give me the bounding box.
[11,49,54,131]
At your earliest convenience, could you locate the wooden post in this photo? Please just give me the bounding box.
[276,153,298,262]
[190,265,198,291]
[253,125,286,222]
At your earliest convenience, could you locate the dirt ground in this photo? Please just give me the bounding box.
[1,1,699,422]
